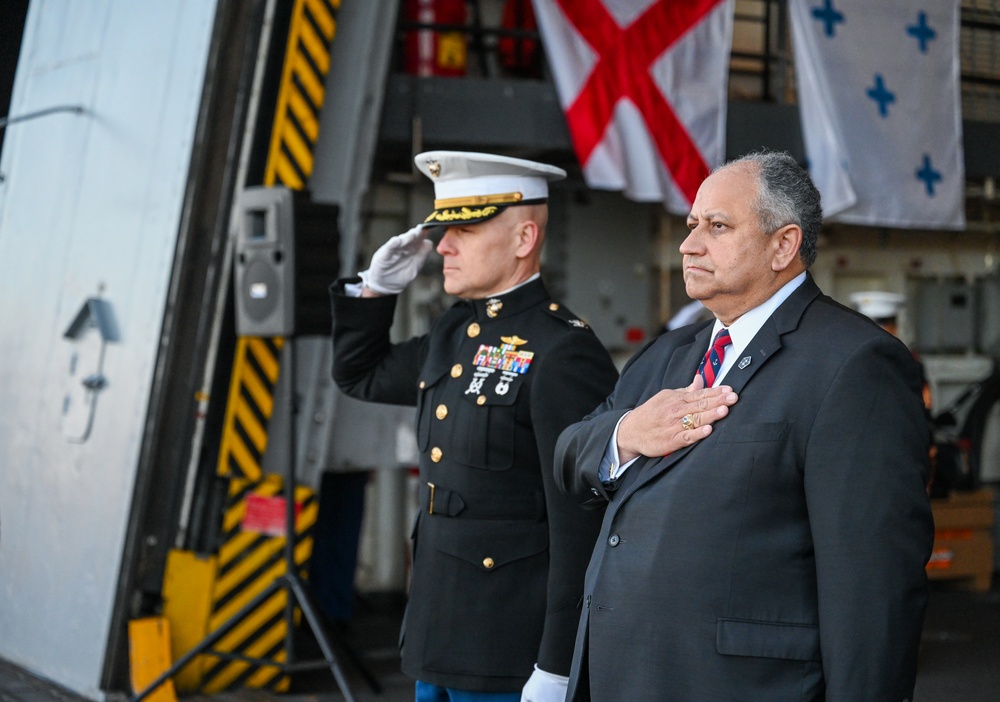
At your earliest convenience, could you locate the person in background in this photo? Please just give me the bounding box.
[330,151,666,702]
[850,290,933,411]
[851,290,942,494]
[849,290,906,335]
[554,150,934,702]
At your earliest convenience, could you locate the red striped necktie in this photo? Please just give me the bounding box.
[698,328,731,387]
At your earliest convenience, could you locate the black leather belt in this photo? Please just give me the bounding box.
[419,482,545,520]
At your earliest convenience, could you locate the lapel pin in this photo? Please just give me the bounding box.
[738,356,752,370]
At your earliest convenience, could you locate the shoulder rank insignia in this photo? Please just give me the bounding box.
[545,301,591,329]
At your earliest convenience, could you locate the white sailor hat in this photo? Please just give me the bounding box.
[850,290,907,321]
[415,150,566,225]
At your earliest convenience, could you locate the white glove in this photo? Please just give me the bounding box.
[358,224,434,295]
[521,664,569,702]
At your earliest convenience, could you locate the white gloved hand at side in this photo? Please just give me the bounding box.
[358,224,434,295]
[520,665,569,702]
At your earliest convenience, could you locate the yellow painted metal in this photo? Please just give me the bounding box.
[200,0,338,691]
[197,477,318,693]
[160,550,218,691]
[217,337,283,481]
[263,0,339,188]
[127,617,178,702]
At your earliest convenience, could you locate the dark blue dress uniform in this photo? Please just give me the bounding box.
[330,276,618,693]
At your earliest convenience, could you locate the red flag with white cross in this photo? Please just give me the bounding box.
[532,0,734,215]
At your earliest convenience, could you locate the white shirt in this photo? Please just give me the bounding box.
[602,272,807,482]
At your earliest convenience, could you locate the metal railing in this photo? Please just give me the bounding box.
[394,0,1000,122]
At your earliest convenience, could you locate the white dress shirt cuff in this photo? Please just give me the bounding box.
[600,411,639,483]
[343,280,364,298]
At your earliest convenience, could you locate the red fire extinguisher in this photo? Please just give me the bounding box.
[403,0,468,77]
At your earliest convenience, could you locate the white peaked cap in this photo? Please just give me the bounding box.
[850,291,906,320]
[415,150,566,225]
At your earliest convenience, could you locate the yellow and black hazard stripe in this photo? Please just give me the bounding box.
[204,0,339,692]
[199,477,319,693]
[265,0,339,189]
[217,0,338,483]
[217,336,283,481]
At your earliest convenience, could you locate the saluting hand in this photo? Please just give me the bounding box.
[617,375,738,463]
[359,224,434,295]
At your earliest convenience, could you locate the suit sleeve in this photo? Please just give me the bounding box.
[553,334,666,506]
[330,280,427,406]
[531,331,618,676]
[804,335,933,701]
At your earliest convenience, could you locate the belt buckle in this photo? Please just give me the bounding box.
[427,482,435,514]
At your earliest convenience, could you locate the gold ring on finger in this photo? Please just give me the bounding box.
[681,414,695,431]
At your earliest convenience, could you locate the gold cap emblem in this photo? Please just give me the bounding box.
[427,160,441,177]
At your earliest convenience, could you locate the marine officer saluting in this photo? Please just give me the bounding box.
[329,151,619,702]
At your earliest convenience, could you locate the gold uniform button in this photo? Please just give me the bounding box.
[467,322,480,338]
[549,303,559,311]
[430,447,443,463]
[435,404,448,420]
[482,557,495,569]
[451,364,463,378]
[476,395,486,405]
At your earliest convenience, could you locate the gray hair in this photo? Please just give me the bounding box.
[717,150,822,268]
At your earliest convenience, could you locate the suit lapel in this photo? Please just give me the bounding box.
[724,274,821,393]
[660,324,714,391]
[618,275,823,500]
[718,323,780,396]
[614,327,711,503]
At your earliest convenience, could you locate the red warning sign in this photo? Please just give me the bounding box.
[242,493,301,537]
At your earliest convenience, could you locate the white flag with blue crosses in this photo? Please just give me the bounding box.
[790,0,965,229]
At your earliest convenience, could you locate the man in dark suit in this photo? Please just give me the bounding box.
[555,150,934,702]
[330,151,629,701]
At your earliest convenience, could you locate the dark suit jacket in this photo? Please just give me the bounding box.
[554,274,933,702]
[331,277,618,692]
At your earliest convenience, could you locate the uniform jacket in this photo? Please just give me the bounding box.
[554,274,934,702]
[331,277,618,692]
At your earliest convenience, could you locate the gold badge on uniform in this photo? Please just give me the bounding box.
[486,298,503,318]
